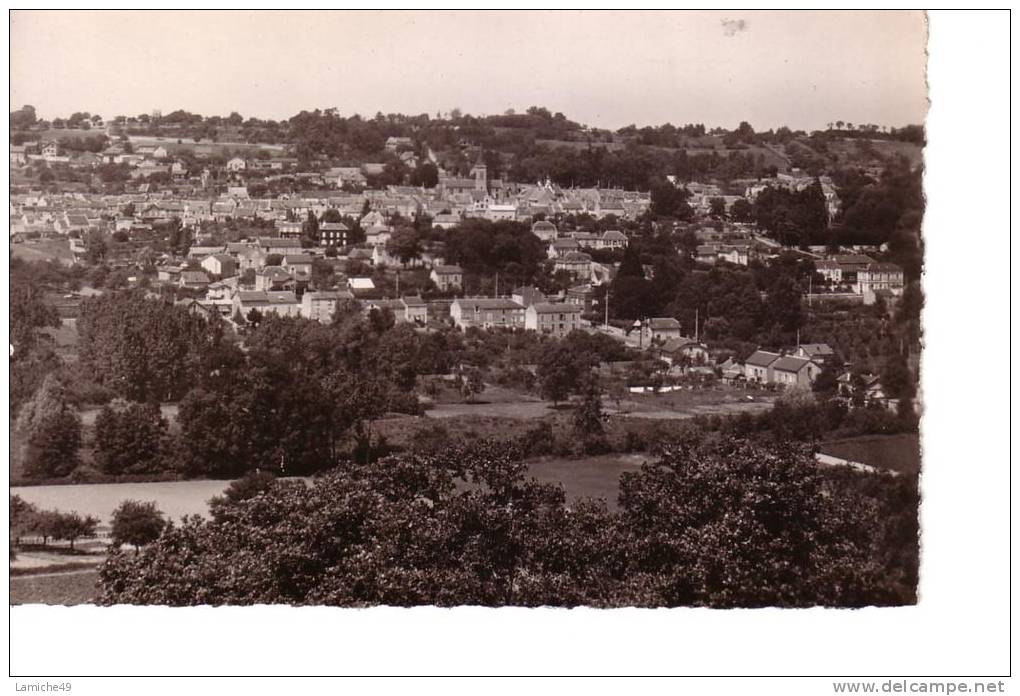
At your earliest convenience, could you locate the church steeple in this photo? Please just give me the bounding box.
[470,148,487,194]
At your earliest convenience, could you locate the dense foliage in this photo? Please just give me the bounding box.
[93,401,170,475]
[98,437,917,607]
[14,374,82,479]
[110,500,166,551]
[78,290,223,402]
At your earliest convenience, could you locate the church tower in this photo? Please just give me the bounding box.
[469,150,487,194]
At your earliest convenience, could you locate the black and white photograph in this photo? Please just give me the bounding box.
[5,8,1012,689]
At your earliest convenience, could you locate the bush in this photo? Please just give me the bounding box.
[209,471,278,522]
[518,420,556,457]
[408,422,453,454]
[98,439,915,607]
[620,430,645,453]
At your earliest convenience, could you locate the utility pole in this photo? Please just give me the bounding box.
[495,271,499,298]
[395,270,400,298]
[604,287,609,329]
[694,307,699,342]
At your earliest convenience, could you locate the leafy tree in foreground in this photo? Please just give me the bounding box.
[98,438,913,607]
[110,500,166,552]
[208,471,278,522]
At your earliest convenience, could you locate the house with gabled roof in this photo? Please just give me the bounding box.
[430,265,463,292]
[771,355,822,389]
[597,230,628,250]
[511,285,545,308]
[200,254,237,278]
[653,337,710,366]
[255,266,295,292]
[283,254,314,278]
[642,317,683,345]
[548,238,580,259]
[179,271,211,290]
[401,296,428,325]
[554,251,592,279]
[794,343,837,364]
[744,350,781,384]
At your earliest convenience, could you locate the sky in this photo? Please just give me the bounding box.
[9,10,928,132]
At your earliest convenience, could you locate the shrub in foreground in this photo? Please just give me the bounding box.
[98,439,915,607]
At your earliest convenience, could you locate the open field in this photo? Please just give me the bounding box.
[527,453,647,508]
[424,383,773,421]
[126,135,286,156]
[20,127,101,140]
[10,569,100,606]
[612,386,776,419]
[533,138,790,171]
[11,478,234,525]
[9,446,650,527]
[11,546,107,571]
[426,400,554,419]
[11,239,75,265]
[818,433,920,475]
